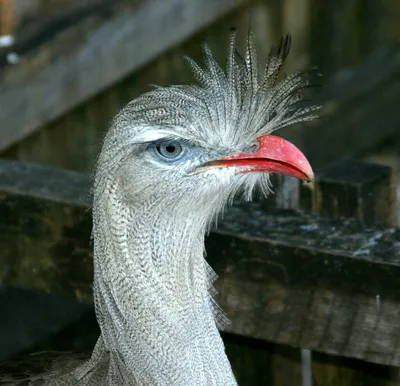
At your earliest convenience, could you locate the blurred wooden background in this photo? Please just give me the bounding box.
[0,0,400,385]
[1,0,399,171]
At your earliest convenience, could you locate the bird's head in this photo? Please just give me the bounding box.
[95,30,318,230]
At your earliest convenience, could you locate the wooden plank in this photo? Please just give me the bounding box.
[0,286,90,361]
[0,0,399,170]
[209,211,400,367]
[311,352,400,386]
[0,0,248,152]
[282,41,400,168]
[303,159,397,226]
[223,335,285,385]
[0,0,13,36]
[0,0,123,66]
[304,159,399,384]
[1,160,400,368]
[0,5,255,171]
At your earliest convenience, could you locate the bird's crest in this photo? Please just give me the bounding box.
[124,29,319,150]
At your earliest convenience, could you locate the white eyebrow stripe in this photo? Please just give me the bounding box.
[134,128,183,143]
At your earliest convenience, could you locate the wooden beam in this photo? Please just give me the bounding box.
[0,0,118,65]
[0,286,90,361]
[302,159,397,226]
[0,0,398,169]
[0,0,248,151]
[282,42,400,168]
[1,160,400,367]
[301,159,399,382]
[209,206,400,366]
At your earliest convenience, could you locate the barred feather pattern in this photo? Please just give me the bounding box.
[126,30,319,150]
[1,30,319,385]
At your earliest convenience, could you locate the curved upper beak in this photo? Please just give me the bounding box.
[197,135,313,182]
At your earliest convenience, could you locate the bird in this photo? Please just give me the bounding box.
[1,28,318,385]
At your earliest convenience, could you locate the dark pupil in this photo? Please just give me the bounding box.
[166,145,176,153]
[155,141,182,159]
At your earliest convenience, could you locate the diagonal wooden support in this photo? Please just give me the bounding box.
[0,0,249,152]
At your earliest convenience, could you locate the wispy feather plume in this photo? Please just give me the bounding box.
[126,28,320,150]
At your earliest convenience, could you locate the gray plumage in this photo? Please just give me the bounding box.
[1,30,318,385]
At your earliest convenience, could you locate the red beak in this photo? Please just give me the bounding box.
[200,135,313,181]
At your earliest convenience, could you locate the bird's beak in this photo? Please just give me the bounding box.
[197,135,313,181]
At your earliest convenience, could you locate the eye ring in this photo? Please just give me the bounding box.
[153,140,184,161]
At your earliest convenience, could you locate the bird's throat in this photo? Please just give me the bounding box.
[87,192,237,385]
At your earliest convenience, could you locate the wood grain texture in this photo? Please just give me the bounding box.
[1,0,400,172]
[304,159,397,226]
[281,41,400,169]
[0,0,248,151]
[303,158,399,384]
[0,0,119,65]
[1,160,400,369]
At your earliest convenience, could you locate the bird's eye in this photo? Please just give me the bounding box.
[154,140,183,160]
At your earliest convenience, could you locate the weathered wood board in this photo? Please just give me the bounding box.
[0,0,249,152]
[1,160,400,370]
[1,0,400,173]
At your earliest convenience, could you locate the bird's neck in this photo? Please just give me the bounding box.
[81,190,237,385]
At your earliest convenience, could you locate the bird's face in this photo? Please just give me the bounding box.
[95,31,318,228]
[100,122,312,229]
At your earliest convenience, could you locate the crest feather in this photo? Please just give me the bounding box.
[120,28,320,149]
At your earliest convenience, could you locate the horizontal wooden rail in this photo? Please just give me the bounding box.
[0,160,400,368]
[0,0,249,151]
[0,0,118,55]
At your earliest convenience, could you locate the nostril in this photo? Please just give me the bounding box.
[247,142,260,154]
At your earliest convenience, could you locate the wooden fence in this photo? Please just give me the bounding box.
[0,0,399,170]
[0,158,399,385]
[0,0,400,384]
